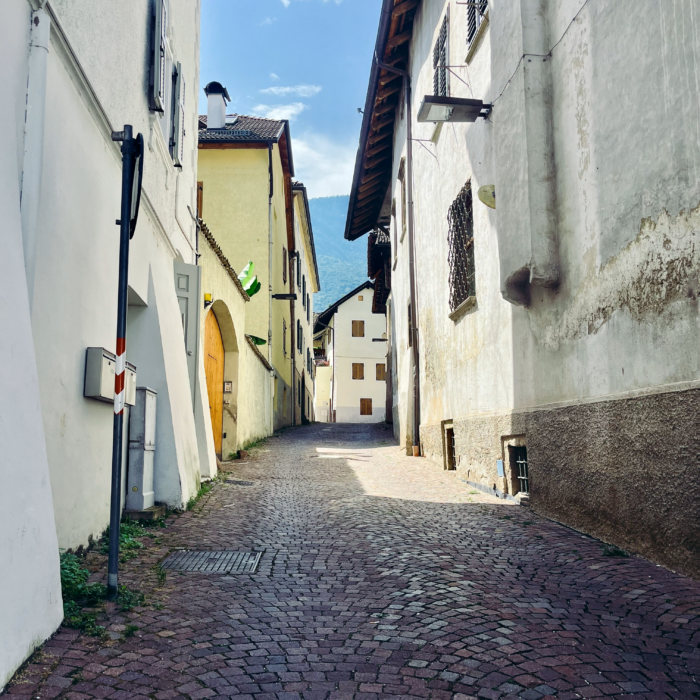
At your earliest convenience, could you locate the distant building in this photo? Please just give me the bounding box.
[345,0,700,579]
[314,282,387,423]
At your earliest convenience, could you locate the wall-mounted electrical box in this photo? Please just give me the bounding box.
[84,347,136,406]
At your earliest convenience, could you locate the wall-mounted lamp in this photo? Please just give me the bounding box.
[204,293,213,309]
[417,95,491,123]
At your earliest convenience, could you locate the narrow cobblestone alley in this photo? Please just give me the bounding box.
[5,424,699,700]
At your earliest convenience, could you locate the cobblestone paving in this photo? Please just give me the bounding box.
[5,423,700,700]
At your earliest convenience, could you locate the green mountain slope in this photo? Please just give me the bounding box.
[309,195,369,312]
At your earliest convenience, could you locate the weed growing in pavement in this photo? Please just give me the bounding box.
[123,624,139,638]
[185,478,217,511]
[99,520,156,562]
[152,563,167,586]
[602,543,629,557]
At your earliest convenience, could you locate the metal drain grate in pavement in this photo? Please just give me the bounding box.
[226,480,254,486]
[161,550,262,573]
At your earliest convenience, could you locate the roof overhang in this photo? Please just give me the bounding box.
[344,0,421,242]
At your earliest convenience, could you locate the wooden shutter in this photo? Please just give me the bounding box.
[172,62,185,167]
[376,363,386,381]
[151,0,166,112]
[196,182,203,217]
[360,399,372,416]
[352,363,364,380]
[352,320,365,337]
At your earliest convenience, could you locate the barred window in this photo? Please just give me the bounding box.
[282,247,287,284]
[447,181,476,311]
[467,0,488,47]
[433,15,448,97]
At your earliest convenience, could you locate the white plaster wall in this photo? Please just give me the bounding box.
[237,342,274,447]
[387,0,515,446]
[333,294,387,423]
[0,0,63,688]
[27,0,202,548]
[386,0,700,452]
[314,365,332,422]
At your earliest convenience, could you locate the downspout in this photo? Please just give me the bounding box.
[376,56,421,456]
[21,8,50,311]
[289,252,296,426]
[267,143,274,434]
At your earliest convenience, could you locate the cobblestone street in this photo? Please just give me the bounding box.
[5,423,699,700]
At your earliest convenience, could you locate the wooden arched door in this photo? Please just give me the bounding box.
[204,310,224,457]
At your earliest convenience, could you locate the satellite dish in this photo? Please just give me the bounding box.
[478,185,495,209]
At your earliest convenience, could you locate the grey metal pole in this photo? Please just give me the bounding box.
[107,125,139,599]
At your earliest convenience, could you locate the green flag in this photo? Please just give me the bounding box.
[238,261,261,298]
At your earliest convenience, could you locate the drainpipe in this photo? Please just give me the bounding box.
[375,56,421,456]
[267,144,274,435]
[289,252,297,426]
[21,8,50,311]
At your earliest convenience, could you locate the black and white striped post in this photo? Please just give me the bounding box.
[107,125,143,599]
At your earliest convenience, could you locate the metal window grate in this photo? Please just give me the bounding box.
[162,550,262,573]
[447,182,476,311]
[433,15,448,97]
[446,427,456,470]
[467,1,488,47]
[513,446,529,495]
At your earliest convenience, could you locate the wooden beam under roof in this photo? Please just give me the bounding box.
[379,71,401,87]
[366,140,392,158]
[377,83,401,100]
[357,181,386,202]
[359,167,390,190]
[368,128,393,146]
[385,29,412,51]
[374,100,397,116]
[392,0,420,18]
[364,152,391,170]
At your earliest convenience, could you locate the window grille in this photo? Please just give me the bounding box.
[433,15,449,97]
[297,320,302,353]
[447,181,476,311]
[352,363,364,380]
[283,320,287,354]
[283,248,287,284]
[302,275,306,305]
[467,0,488,47]
[445,427,456,470]
[360,398,373,416]
[513,446,529,495]
[307,294,310,322]
[398,159,407,241]
[297,257,301,289]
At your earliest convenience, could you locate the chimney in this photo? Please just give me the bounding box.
[203,81,230,129]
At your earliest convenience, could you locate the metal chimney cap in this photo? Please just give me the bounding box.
[204,81,230,102]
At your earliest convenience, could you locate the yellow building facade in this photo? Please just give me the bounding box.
[197,85,296,431]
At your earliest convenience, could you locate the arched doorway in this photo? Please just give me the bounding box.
[204,310,225,457]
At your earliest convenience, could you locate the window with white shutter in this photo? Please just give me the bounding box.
[151,0,167,113]
[171,62,185,167]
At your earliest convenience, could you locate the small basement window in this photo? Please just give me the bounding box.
[508,445,529,495]
[445,426,456,470]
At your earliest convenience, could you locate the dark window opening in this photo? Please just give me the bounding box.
[447,181,476,311]
[508,445,529,495]
[433,15,449,97]
[445,427,456,471]
[196,181,203,217]
[467,0,488,47]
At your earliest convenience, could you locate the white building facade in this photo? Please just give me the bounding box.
[1,0,207,684]
[315,282,388,424]
[345,0,700,580]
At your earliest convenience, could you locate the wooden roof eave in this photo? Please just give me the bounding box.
[344,0,420,242]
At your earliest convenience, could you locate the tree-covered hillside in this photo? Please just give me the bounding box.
[309,195,369,313]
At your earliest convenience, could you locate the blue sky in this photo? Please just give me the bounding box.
[199,0,381,199]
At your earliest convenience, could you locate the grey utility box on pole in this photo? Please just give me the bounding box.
[126,387,156,512]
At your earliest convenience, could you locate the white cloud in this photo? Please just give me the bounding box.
[251,102,307,121]
[269,73,280,81]
[260,84,322,98]
[260,16,276,25]
[291,132,355,198]
[280,0,290,6]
